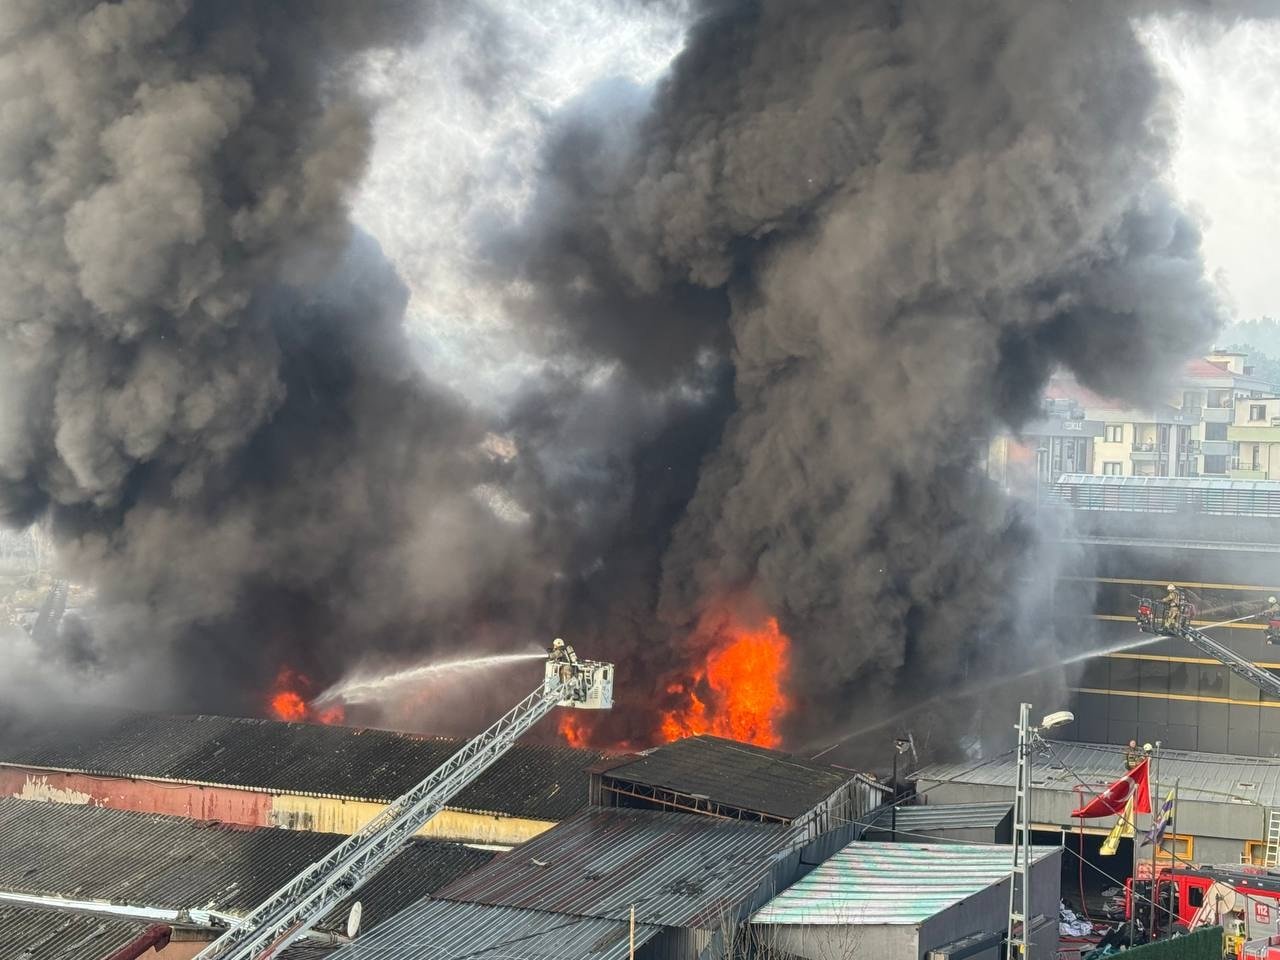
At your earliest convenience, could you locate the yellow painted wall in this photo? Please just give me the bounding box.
[268,794,555,845]
[1093,422,1130,476]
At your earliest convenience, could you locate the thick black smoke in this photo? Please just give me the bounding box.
[499,0,1274,752]
[2,0,1273,754]
[0,1,549,716]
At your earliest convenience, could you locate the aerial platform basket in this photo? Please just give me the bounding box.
[545,658,614,709]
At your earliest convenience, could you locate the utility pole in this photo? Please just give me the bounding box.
[1007,703,1033,958]
[1007,704,1074,959]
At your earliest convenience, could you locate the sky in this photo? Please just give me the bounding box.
[1145,15,1280,324]
[350,3,1280,403]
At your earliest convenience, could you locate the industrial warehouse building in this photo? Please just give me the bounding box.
[0,711,606,846]
[0,796,491,957]
[750,842,1062,960]
[332,805,825,960]
[914,740,1280,866]
[592,733,889,838]
[0,713,933,959]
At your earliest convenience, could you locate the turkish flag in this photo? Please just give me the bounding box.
[1071,758,1152,818]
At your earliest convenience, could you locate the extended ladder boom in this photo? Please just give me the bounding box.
[1173,622,1280,699]
[195,653,613,960]
[1137,598,1280,699]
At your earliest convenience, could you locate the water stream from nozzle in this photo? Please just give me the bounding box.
[809,630,1184,759]
[313,651,546,706]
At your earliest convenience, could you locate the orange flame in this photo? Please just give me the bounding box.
[558,713,590,749]
[659,609,790,748]
[268,667,345,725]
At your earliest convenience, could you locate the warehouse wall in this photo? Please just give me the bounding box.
[0,765,554,846]
[917,779,1266,867]
[920,851,1061,958]
[757,922,915,959]
[268,794,554,845]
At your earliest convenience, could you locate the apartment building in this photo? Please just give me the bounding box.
[1040,352,1276,482]
[1229,394,1280,480]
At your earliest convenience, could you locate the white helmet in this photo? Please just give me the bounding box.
[1167,584,1177,592]
[1270,597,1277,605]
[553,638,565,648]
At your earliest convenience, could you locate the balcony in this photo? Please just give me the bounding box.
[1202,406,1233,424]
[1130,443,1167,462]
[1230,467,1267,480]
[1200,439,1233,457]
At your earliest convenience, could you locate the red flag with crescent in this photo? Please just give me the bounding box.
[1071,758,1151,818]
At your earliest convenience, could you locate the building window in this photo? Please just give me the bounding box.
[1157,833,1192,862]
[1104,425,1123,443]
[1205,422,1228,442]
[1251,404,1267,421]
[1103,462,1123,476]
[1204,455,1228,475]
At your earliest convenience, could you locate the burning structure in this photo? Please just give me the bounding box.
[1,2,1278,756]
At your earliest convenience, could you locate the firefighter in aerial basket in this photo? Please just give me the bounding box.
[549,637,580,689]
[1160,584,1184,632]
[1264,596,1280,645]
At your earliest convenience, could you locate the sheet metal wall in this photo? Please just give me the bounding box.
[0,765,554,845]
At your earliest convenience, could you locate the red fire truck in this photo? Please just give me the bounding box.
[1128,865,1280,953]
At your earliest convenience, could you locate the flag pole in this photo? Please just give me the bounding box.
[1148,742,1162,938]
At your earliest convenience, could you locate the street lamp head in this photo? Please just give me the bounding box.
[1040,710,1075,731]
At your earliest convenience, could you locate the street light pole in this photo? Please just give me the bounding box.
[1007,703,1033,958]
[1008,704,1074,959]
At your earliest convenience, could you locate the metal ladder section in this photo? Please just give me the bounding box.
[1265,810,1280,869]
[1174,624,1280,699]
[194,680,565,960]
[1006,703,1032,958]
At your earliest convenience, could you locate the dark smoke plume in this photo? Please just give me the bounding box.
[0,1,548,716]
[3,0,1274,756]
[499,0,1274,753]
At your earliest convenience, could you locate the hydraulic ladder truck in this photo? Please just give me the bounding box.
[192,643,614,960]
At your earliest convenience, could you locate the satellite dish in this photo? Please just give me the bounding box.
[346,901,363,940]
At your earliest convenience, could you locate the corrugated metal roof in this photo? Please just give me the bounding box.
[438,807,794,927]
[912,739,1280,806]
[0,903,152,960]
[752,842,1058,926]
[0,798,490,923]
[862,801,1012,835]
[0,711,604,819]
[600,735,875,821]
[329,900,662,960]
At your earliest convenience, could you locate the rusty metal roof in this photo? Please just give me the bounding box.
[0,711,605,819]
[329,900,662,960]
[437,806,795,928]
[0,903,153,960]
[0,797,490,923]
[599,735,866,821]
[752,842,1059,925]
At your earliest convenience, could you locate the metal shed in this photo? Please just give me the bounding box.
[861,801,1013,844]
[591,735,888,839]
[750,842,1061,960]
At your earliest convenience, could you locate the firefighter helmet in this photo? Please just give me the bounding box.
[1270,597,1277,605]
[1167,584,1177,592]
[552,638,565,649]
